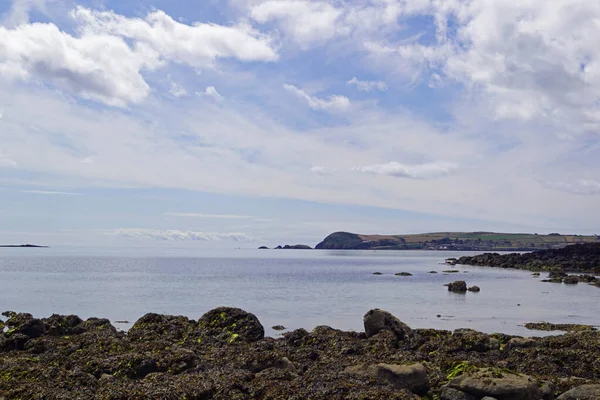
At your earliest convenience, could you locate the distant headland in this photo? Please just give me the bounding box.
[314,231,599,251]
[0,244,48,248]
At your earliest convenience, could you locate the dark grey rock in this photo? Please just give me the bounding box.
[363,309,412,340]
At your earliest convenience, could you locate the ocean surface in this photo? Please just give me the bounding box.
[1,248,599,337]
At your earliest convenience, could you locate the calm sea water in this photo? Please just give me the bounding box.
[1,248,598,337]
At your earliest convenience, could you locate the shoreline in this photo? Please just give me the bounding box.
[1,308,599,399]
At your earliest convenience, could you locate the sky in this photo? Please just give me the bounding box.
[0,0,599,248]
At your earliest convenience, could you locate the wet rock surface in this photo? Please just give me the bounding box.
[1,308,599,399]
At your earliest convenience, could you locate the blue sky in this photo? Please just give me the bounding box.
[1,0,599,247]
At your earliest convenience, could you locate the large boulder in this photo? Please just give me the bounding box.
[363,309,412,340]
[447,368,550,400]
[345,363,429,394]
[196,307,264,344]
[557,385,600,399]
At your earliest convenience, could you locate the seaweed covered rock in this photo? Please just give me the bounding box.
[128,313,194,342]
[44,314,86,336]
[195,307,265,344]
[448,330,501,353]
[2,311,46,339]
[363,309,412,340]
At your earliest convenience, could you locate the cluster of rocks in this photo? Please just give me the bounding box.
[1,308,600,399]
[539,271,600,286]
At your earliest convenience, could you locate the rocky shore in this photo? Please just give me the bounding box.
[457,243,600,274]
[1,308,600,399]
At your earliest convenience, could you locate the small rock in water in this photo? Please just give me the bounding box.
[563,276,579,284]
[447,281,468,293]
[437,314,441,318]
[468,286,481,292]
[115,320,129,324]
[429,271,438,274]
[272,325,286,331]
[395,272,413,276]
[373,272,383,275]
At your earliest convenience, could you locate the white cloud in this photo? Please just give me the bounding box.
[0,157,17,168]
[199,86,223,100]
[72,7,278,67]
[250,0,345,47]
[247,0,410,47]
[354,161,459,180]
[21,190,81,195]
[0,6,277,107]
[358,0,600,133]
[544,179,600,196]
[283,84,350,111]
[112,228,254,242]
[168,77,188,98]
[165,213,254,219]
[347,77,387,92]
[2,0,49,27]
[81,156,95,164]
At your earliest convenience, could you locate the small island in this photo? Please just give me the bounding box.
[275,244,312,250]
[0,244,48,248]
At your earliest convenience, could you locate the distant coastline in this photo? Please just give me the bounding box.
[0,244,48,248]
[314,231,599,251]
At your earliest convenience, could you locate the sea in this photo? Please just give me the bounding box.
[1,248,599,337]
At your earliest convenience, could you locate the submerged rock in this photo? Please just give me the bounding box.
[395,272,413,276]
[468,285,481,292]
